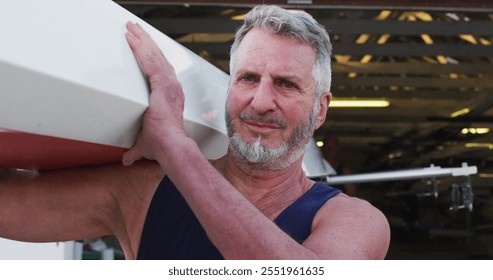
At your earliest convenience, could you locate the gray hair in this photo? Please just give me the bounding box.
[229,5,333,99]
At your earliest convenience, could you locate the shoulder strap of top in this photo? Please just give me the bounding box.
[274,182,342,243]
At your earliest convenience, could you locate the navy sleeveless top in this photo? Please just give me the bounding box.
[137,176,341,260]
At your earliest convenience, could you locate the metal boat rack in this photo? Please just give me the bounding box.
[324,163,477,212]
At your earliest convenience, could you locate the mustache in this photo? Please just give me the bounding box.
[239,114,287,128]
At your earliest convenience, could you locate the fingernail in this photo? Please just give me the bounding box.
[122,158,131,166]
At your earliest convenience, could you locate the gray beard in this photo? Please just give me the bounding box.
[225,108,316,171]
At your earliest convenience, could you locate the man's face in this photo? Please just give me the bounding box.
[226,28,325,170]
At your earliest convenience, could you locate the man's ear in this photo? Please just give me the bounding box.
[315,91,331,129]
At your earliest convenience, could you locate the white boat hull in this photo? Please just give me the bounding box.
[0,0,228,170]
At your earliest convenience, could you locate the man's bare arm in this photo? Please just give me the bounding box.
[304,195,390,259]
[0,166,117,242]
[0,161,162,253]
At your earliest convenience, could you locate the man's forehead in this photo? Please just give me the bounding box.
[236,29,314,59]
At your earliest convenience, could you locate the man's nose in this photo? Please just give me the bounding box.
[250,80,276,113]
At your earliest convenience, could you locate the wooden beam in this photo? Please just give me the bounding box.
[333,62,493,75]
[332,89,478,100]
[332,76,493,88]
[321,19,493,36]
[333,43,493,57]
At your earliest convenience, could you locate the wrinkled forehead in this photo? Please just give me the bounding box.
[232,28,316,73]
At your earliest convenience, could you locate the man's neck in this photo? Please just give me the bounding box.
[212,153,313,220]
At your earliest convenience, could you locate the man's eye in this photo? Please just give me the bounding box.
[240,75,255,82]
[282,81,295,88]
[277,79,296,89]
